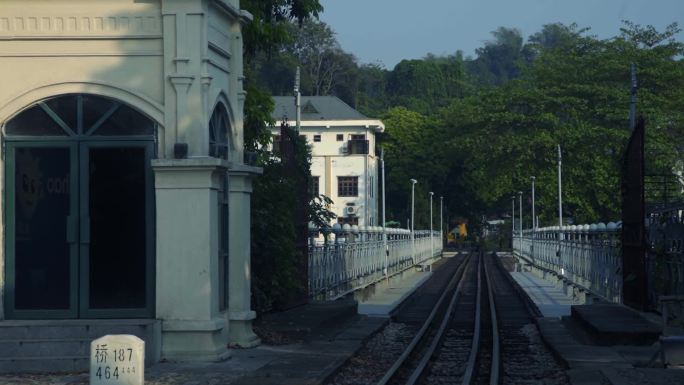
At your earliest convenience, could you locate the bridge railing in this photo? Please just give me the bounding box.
[308,224,443,300]
[646,206,684,305]
[513,223,622,303]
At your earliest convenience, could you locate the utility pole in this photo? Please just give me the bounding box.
[629,63,637,131]
[295,66,301,133]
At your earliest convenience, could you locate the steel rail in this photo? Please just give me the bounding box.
[375,252,472,385]
[404,253,473,385]
[461,253,483,385]
[484,253,501,385]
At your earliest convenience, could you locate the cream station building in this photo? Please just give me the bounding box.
[271,96,384,227]
[0,0,260,371]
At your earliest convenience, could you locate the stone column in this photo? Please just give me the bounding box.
[227,164,262,347]
[153,158,231,361]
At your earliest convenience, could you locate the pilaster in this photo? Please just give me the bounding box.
[161,0,209,158]
[227,164,262,347]
[152,157,231,361]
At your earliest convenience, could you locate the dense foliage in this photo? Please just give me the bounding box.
[243,3,684,309]
[242,0,330,311]
[250,20,683,232]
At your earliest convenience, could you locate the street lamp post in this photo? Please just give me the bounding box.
[530,176,536,262]
[429,192,434,259]
[381,148,388,278]
[440,196,443,248]
[518,191,523,245]
[410,179,417,263]
[557,144,564,273]
[512,196,516,250]
[530,176,536,230]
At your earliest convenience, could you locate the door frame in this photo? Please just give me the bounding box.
[78,140,155,319]
[3,94,157,319]
[4,140,79,319]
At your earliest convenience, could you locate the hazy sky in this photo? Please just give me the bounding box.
[318,0,683,68]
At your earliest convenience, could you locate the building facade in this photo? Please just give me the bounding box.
[271,96,384,227]
[0,0,259,370]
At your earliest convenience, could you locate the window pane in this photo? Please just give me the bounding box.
[14,147,72,309]
[91,105,155,136]
[88,147,147,309]
[44,95,77,133]
[6,105,69,136]
[311,176,319,197]
[209,106,230,159]
[338,176,358,197]
[82,95,116,132]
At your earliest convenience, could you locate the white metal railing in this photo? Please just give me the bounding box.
[308,224,443,300]
[512,222,622,303]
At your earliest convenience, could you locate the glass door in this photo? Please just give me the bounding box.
[5,142,79,319]
[4,94,157,319]
[79,141,154,318]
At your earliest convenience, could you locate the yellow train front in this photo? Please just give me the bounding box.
[446,223,468,248]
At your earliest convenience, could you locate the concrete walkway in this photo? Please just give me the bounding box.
[501,253,684,385]
[510,271,578,318]
[0,256,451,384]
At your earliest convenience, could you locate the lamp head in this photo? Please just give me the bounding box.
[429,192,434,196]
[530,176,536,181]
[410,179,417,184]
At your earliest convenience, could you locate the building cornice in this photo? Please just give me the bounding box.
[212,0,253,24]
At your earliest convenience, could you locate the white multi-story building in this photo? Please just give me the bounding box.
[271,96,385,227]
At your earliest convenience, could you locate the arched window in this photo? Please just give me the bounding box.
[6,94,155,138]
[208,104,232,310]
[209,104,230,159]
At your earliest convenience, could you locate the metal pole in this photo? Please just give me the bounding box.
[410,179,417,263]
[531,176,536,230]
[518,191,523,250]
[512,196,515,250]
[295,66,301,133]
[629,63,637,131]
[440,196,443,248]
[558,145,563,228]
[558,144,563,270]
[429,192,434,259]
[381,148,388,278]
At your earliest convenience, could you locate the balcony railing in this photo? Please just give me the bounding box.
[347,139,369,155]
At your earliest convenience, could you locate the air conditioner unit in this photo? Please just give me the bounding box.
[344,206,358,216]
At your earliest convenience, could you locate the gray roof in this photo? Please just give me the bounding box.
[271,96,368,121]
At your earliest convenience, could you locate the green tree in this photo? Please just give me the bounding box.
[241,0,327,311]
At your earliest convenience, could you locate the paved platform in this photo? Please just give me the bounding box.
[510,271,577,318]
[572,303,662,346]
[356,253,458,316]
[502,252,684,385]
[0,256,448,384]
[356,267,432,316]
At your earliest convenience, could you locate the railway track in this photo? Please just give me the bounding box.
[328,251,567,385]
